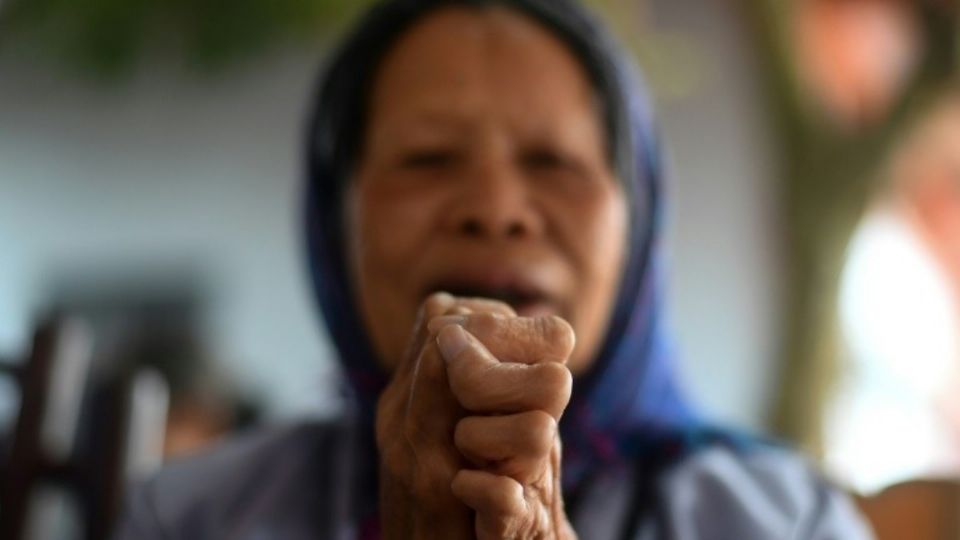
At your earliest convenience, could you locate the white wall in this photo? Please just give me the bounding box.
[652,0,781,430]
[0,48,341,418]
[0,1,780,430]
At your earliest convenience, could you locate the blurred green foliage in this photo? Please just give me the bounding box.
[0,0,375,79]
[0,0,674,85]
[0,0,688,92]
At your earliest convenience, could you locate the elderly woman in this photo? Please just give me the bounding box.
[116,0,873,538]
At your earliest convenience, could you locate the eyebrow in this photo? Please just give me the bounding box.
[390,107,476,126]
[370,108,477,143]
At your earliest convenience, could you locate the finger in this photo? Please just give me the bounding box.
[455,411,556,483]
[382,339,467,497]
[446,305,474,316]
[437,325,572,419]
[399,292,457,379]
[407,293,514,363]
[406,341,463,445]
[451,469,526,540]
[405,295,509,375]
[399,292,512,399]
[430,312,575,365]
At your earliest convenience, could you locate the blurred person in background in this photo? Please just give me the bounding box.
[114,0,872,538]
[826,92,960,493]
[793,0,920,127]
[887,92,960,474]
[899,95,960,450]
[54,289,259,460]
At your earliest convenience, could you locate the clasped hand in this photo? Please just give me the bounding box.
[376,292,577,540]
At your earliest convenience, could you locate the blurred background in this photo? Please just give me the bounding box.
[1,0,959,538]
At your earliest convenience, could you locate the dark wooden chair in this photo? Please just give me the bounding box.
[857,479,960,540]
[0,318,169,540]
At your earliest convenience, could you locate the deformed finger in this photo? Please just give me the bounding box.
[429,313,574,365]
[451,469,526,539]
[399,292,458,379]
[454,411,557,482]
[437,325,572,419]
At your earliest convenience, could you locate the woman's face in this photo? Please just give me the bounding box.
[346,6,628,374]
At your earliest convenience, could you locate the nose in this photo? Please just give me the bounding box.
[444,157,544,240]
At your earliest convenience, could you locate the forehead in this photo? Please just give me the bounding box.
[367,5,598,133]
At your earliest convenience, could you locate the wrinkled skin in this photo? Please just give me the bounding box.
[376,293,576,539]
[350,6,628,539]
[346,6,626,375]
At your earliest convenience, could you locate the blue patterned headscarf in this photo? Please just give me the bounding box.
[304,0,701,494]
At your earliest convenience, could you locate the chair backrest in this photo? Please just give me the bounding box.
[857,479,960,540]
[0,318,169,540]
[0,319,88,540]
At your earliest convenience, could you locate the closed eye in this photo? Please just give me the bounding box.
[521,148,582,176]
[400,149,460,170]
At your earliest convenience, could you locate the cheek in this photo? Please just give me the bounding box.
[351,180,438,279]
[560,184,627,288]
[554,185,628,370]
[347,177,448,368]
[586,196,628,270]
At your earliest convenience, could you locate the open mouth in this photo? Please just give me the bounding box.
[427,282,557,317]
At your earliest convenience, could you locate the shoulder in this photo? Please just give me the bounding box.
[656,443,874,539]
[114,420,349,539]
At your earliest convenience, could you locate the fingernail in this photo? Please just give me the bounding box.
[427,315,467,333]
[431,291,454,304]
[437,324,470,362]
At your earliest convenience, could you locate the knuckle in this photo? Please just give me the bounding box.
[482,475,521,511]
[489,299,515,315]
[540,361,572,392]
[444,344,471,376]
[456,383,486,412]
[523,410,558,451]
[453,417,475,449]
[449,372,484,411]
[447,354,491,408]
[469,311,502,336]
[541,315,576,359]
[447,305,473,316]
[503,477,526,510]
[489,514,515,538]
[537,362,572,415]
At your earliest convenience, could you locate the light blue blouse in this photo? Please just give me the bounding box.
[115,421,874,539]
